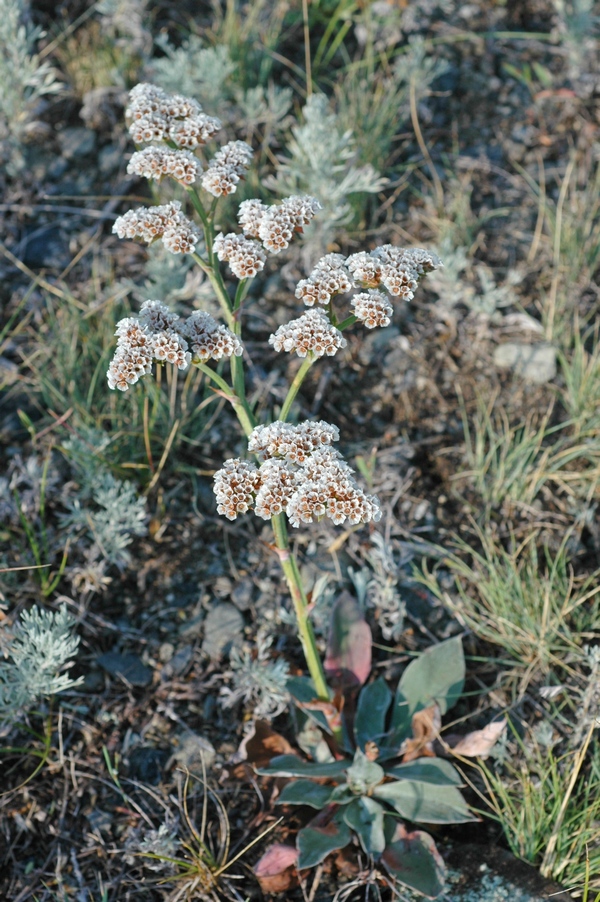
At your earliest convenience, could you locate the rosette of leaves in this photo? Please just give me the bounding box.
[260,618,473,899]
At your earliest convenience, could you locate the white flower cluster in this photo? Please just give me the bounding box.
[127,82,221,148]
[201,141,253,197]
[213,421,381,528]
[238,196,322,254]
[350,245,441,299]
[269,308,346,358]
[213,232,267,279]
[184,311,243,362]
[296,253,354,306]
[113,201,202,255]
[107,301,241,391]
[127,146,201,186]
[290,245,442,332]
[350,290,393,329]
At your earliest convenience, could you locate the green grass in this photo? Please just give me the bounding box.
[419,529,600,687]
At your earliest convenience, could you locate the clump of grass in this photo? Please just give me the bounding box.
[478,714,600,893]
[558,324,600,438]
[457,392,600,515]
[18,285,216,487]
[419,530,600,686]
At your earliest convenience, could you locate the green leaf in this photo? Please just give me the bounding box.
[381,823,446,898]
[324,591,372,689]
[386,759,463,786]
[259,754,349,779]
[287,676,332,735]
[374,780,475,824]
[343,797,386,856]
[277,780,335,809]
[345,749,385,795]
[297,809,352,869]
[354,677,392,750]
[391,637,465,734]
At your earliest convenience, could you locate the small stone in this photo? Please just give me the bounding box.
[168,733,216,773]
[58,126,97,159]
[201,603,244,659]
[127,747,169,785]
[158,642,175,663]
[493,342,557,384]
[97,651,153,687]
[232,580,253,611]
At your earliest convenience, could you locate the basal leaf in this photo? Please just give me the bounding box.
[324,592,372,689]
[381,823,446,898]
[277,779,335,808]
[287,676,332,734]
[343,797,386,856]
[374,779,475,824]
[354,677,392,751]
[391,636,465,733]
[259,754,349,779]
[297,807,352,869]
[386,758,463,786]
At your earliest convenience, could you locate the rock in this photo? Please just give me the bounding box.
[127,747,169,785]
[162,645,193,678]
[97,650,153,687]
[168,733,216,772]
[493,342,557,384]
[443,844,574,902]
[201,603,244,659]
[232,579,253,611]
[58,126,97,159]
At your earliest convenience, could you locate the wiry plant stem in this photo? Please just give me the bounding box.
[271,513,329,701]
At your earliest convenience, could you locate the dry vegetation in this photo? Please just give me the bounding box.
[1,0,600,899]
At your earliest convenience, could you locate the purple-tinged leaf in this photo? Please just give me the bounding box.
[381,823,446,898]
[324,592,372,689]
[297,806,352,869]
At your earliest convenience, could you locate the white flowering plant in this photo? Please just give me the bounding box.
[108,79,441,715]
[106,81,447,892]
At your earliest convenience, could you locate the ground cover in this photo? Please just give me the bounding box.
[0,1,599,899]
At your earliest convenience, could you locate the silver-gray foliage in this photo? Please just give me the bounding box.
[221,632,290,719]
[0,0,62,171]
[267,93,387,257]
[149,36,235,111]
[0,604,81,723]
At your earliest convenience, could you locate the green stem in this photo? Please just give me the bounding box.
[336,314,358,331]
[271,514,329,701]
[195,362,255,437]
[279,356,316,423]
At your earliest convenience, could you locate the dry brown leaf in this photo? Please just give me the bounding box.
[449,719,507,759]
[401,703,441,763]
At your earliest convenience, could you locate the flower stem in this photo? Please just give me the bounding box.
[279,356,315,423]
[271,513,329,701]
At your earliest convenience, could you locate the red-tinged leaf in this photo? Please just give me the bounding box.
[447,719,507,759]
[297,806,352,868]
[324,592,372,690]
[253,844,299,893]
[381,823,446,898]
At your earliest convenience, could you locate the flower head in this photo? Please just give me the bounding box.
[213,459,261,520]
[201,141,253,197]
[126,83,221,148]
[269,309,346,358]
[248,420,340,463]
[295,253,354,306]
[238,199,268,237]
[257,196,321,254]
[213,233,267,279]
[127,146,201,186]
[351,290,393,329]
[213,419,381,528]
[372,245,442,299]
[182,311,243,362]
